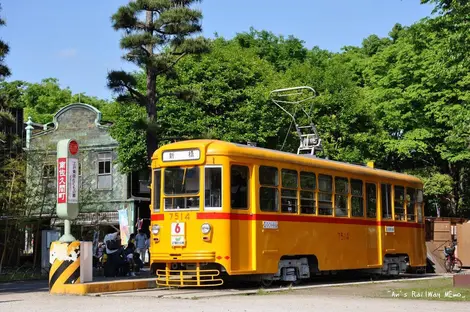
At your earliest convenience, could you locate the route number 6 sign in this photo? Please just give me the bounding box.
[171,222,185,246]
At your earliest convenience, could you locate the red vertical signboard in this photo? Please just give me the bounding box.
[57,157,67,203]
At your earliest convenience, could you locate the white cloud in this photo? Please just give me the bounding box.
[58,48,77,58]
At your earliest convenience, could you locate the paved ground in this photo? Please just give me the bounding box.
[1,291,469,312]
[1,275,469,312]
[1,287,468,312]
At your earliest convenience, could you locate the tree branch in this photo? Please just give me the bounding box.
[140,45,151,57]
[167,52,186,70]
[126,85,145,105]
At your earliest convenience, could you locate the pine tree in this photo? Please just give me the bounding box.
[0,3,12,146]
[107,0,209,162]
[0,4,9,80]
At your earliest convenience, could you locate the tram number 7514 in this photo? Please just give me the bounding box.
[337,232,350,240]
[169,212,190,221]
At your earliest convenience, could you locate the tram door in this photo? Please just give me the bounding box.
[230,164,254,272]
[366,182,381,266]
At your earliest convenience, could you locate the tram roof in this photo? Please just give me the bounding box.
[153,139,423,186]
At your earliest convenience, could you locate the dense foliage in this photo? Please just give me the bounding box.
[2,0,470,218]
[0,78,112,124]
[107,0,470,217]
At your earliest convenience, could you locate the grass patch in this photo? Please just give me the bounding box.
[373,277,470,301]
[0,273,48,283]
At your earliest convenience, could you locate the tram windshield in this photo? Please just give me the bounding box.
[163,166,200,209]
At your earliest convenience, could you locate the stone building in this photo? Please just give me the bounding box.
[24,103,150,243]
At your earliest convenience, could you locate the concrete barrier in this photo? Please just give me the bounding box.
[51,278,158,295]
[49,241,100,295]
[453,273,470,288]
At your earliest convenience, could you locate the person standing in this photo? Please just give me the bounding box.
[135,229,148,264]
[103,229,128,277]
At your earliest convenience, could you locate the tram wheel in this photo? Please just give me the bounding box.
[260,278,274,288]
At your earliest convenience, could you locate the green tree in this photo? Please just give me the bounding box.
[0,78,111,124]
[421,0,469,14]
[284,51,385,165]
[0,4,9,80]
[0,2,12,144]
[234,28,308,71]
[346,1,470,216]
[155,38,292,146]
[101,102,148,173]
[107,0,210,164]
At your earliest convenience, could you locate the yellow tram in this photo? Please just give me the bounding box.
[148,139,426,287]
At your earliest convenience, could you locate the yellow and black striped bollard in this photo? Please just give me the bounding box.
[49,241,81,293]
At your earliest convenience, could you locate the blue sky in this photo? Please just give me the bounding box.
[1,0,434,101]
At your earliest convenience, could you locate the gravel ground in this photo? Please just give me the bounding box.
[1,283,469,312]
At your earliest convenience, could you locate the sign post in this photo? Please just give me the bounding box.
[56,139,79,242]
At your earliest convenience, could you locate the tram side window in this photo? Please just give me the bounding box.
[300,171,316,214]
[318,174,333,215]
[406,188,416,222]
[366,183,377,218]
[153,169,161,212]
[394,185,405,221]
[417,189,424,223]
[381,184,392,219]
[231,165,249,209]
[281,169,298,213]
[205,167,222,208]
[335,177,348,217]
[259,166,279,212]
[351,179,364,217]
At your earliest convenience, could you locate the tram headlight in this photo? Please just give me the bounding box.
[152,224,160,235]
[201,223,211,234]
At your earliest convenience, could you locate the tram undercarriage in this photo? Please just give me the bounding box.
[152,254,426,288]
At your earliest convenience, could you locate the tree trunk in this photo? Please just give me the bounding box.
[0,171,15,271]
[145,10,158,163]
[448,163,459,216]
[0,218,9,272]
[146,69,158,162]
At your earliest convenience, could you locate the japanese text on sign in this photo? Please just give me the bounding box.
[162,149,200,162]
[68,158,78,203]
[57,157,67,203]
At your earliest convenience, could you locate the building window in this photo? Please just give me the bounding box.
[97,152,112,189]
[42,164,55,179]
[138,169,150,194]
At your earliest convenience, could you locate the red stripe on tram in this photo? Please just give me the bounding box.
[196,212,424,229]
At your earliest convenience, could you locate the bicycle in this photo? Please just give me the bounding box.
[444,243,463,273]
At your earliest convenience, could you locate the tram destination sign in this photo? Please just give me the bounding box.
[162,149,200,162]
